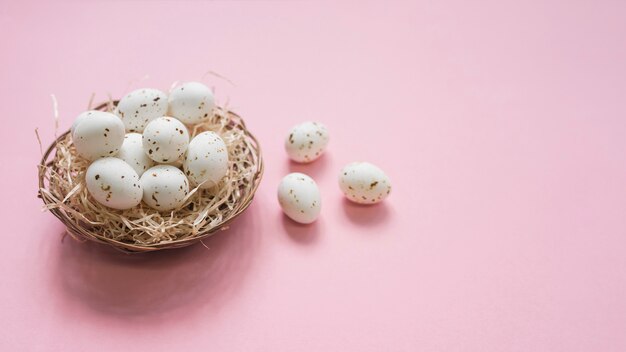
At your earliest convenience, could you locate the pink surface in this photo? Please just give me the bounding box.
[2,1,626,350]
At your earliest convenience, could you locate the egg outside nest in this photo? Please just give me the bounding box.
[37,100,263,253]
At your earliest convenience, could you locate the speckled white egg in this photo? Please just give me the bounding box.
[116,133,154,176]
[115,88,168,132]
[285,121,329,163]
[140,165,190,211]
[339,162,391,204]
[183,131,229,189]
[85,157,143,210]
[73,111,125,161]
[168,82,215,124]
[277,173,321,224]
[142,117,189,163]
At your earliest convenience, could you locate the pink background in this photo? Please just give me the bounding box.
[2,0,626,351]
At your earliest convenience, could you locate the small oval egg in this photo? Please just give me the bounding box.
[140,165,190,211]
[285,121,329,163]
[277,173,321,224]
[115,88,168,132]
[142,117,189,163]
[116,133,154,176]
[339,162,392,204]
[85,157,143,210]
[73,111,125,160]
[168,82,215,124]
[183,131,229,189]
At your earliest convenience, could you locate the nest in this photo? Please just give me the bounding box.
[38,101,263,253]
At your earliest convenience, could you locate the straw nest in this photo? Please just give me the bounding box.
[38,101,263,253]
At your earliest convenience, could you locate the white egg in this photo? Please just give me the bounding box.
[115,88,168,132]
[277,173,321,224]
[142,117,189,163]
[140,165,190,211]
[168,82,215,124]
[339,162,391,204]
[85,157,143,210]
[116,133,154,176]
[183,131,229,189]
[285,121,329,163]
[73,111,125,161]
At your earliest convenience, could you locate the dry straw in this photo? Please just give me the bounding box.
[38,101,263,253]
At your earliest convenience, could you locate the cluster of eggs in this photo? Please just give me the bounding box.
[72,82,229,212]
[277,122,392,224]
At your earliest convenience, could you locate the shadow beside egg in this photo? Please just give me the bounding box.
[280,213,320,245]
[341,197,392,227]
[286,153,331,180]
